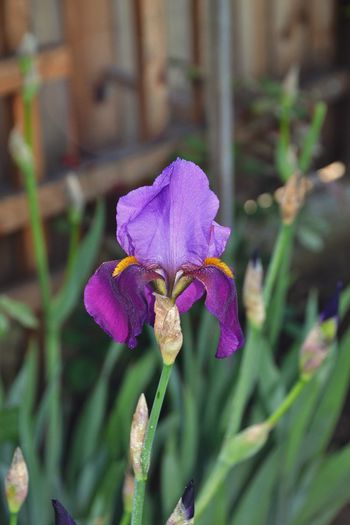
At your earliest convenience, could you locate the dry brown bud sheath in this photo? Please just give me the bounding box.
[130,394,148,479]
[154,294,183,365]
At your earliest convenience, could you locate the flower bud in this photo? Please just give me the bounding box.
[52,499,77,525]
[279,172,309,224]
[220,422,270,466]
[5,448,29,514]
[317,161,345,183]
[154,294,183,365]
[243,252,265,328]
[300,285,340,380]
[166,480,195,525]
[130,394,148,479]
[122,470,134,514]
[9,128,34,171]
[65,172,85,223]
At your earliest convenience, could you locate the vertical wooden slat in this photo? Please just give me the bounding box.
[133,0,169,139]
[309,0,336,68]
[235,0,269,79]
[191,0,205,122]
[270,0,310,75]
[63,0,119,153]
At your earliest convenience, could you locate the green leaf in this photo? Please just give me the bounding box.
[231,452,279,525]
[161,438,183,517]
[180,387,198,482]
[292,444,350,525]
[0,407,19,442]
[105,351,157,456]
[67,341,123,481]
[52,200,105,326]
[0,295,38,329]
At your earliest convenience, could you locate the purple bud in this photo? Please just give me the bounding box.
[319,282,342,323]
[52,500,77,525]
[181,480,195,520]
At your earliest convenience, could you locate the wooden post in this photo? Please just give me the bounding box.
[63,0,119,152]
[207,0,234,229]
[133,0,169,139]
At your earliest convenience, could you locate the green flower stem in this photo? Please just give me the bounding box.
[131,363,173,525]
[267,376,308,428]
[21,159,51,316]
[120,510,131,525]
[65,214,81,282]
[9,513,18,525]
[45,322,61,483]
[263,223,294,309]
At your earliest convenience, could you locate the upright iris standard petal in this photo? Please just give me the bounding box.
[52,500,77,525]
[84,261,158,348]
[191,265,244,358]
[116,159,221,275]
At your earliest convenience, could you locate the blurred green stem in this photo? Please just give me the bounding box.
[44,322,61,484]
[20,146,51,317]
[65,214,81,281]
[120,511,131,525]
[267,377,308,427]
[131,363,173,525]
[263,223,294,309]
[9,513,17,525]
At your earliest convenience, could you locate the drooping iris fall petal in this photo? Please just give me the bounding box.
[84,261,158,348]
[191,264,244,358]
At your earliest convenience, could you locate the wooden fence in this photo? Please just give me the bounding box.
[0,0,342,305]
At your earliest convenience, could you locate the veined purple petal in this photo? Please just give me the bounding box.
[84,261,157,348]
[208,221,231,257]
[52,500,77,525]
[192,266,244,358]
[116,159,220,275]
[176,280,204,313]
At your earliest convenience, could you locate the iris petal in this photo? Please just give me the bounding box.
[84,261,158,348]
[176,280,204,313]
[208,221,231,258]
[116,158,220,275]
[191,265,244,358]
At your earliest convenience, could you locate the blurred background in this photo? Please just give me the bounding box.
[1,1,350,524]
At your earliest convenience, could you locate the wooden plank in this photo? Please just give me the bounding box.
[0,134,188,235]
[133,0,169,139]
[0,45,72,96]
[63,0,119,152]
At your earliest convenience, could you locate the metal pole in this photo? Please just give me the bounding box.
[207,0,234,229]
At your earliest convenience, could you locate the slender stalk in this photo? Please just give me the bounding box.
[120,511,131,525]
[131,363,173,525]
[267,377,307,427]
[9,513,18,525]
[64,215,80,282]
[263,223,293,309]
[45,322,61,484]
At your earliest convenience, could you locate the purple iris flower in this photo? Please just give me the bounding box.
[84,159,244,358]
